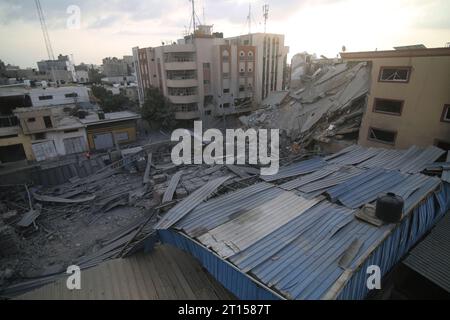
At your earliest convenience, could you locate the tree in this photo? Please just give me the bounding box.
[88,68,104,84]
[141,87,177,129]
[91,85,132,113]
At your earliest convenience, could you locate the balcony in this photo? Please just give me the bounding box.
[163,44,195,53]
[175,111,201,120]
[169,95,199,104]
[166,78,198,88]
[165,61,197,71]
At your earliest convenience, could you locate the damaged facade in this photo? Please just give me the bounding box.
[341,46,450,150]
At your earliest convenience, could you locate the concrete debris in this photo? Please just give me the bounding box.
[16,204,42,228]
[0,139,256,297]
[32,193,96,204]
[240,62,370,155]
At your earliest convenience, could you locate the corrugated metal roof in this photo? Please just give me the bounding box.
[297,166,365,195]
[162,171,183,203]
[261,157,326,182]
[355,145,446,173]
[279,165,339,191]
[197,192,319,259]
[327,146,379,166]
[404,213,450,293]
[16,245,235,300]
[330,169,407,209]
[158,145,450,300]
[442,152,450,183]
[176,182,284,237]
[155,176,231,230]
[399,146,446,174]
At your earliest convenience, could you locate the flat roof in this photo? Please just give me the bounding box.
[16,245,235,300]
[341,47,450,59]
[79,111,141,125]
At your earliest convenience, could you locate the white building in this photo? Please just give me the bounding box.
[37,54,77,83]
[133,27,289,121]
[29,86,92,108]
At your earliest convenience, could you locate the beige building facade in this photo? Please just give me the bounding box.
[133,28,289,121]
[342,47,450,150]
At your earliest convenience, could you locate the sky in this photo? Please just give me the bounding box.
[0,0,449,68]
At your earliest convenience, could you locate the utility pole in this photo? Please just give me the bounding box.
[263,4,269,33]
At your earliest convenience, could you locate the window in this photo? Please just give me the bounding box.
[223,73,230,79]
[223,103,231,108]
[65,93,78,98]
[223,88,230,94]
[373,98,404,115]
[239,86,245,92]
[27,118,36,123]
[39,95,53,101]
[44,116,53,129]
[64,129,79,134]
[34,133,46,140]
[441,105,450,123]
[203,63,210,69]
[205,110,212,116]
[368,127,397,145]
[379,67,411,83]
[203,80,210,85]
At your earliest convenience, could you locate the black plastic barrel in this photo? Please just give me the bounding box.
[375,192,404,223]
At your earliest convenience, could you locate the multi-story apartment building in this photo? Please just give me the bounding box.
[133,27,289,120]
[341,46,450,150]
[37,54,77,83]
[102,57,130,78]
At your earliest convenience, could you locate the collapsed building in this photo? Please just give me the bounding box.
[240,61,371,155]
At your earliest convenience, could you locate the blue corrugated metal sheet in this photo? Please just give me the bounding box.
[442,152,450,183]
[155,176,231,230]
[327,146,380,166]
[156,146,450,300]
[261,157,326,182]
[296,166,365,196]
[346,145,446,174]
[279,166,339,191]
[336,183,450,300]
[176,182,284,237]
[327,169,407,209]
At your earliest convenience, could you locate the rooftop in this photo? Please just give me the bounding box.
[341,47,450,59]
[79,111,141,125]
[157,145,450,300]
[16,245,235,300]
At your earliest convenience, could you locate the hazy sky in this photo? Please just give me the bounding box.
[0,0,449,68]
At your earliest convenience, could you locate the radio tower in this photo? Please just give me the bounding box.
[35,0,56,84]
[263,4,269,33]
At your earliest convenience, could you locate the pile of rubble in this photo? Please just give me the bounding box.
[240,61,371,155]
[0,143,260,297]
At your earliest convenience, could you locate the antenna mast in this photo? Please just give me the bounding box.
[263,4,269,33]
[247,3,252,34]
[35,0,56,84]
[191,0,197,33]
